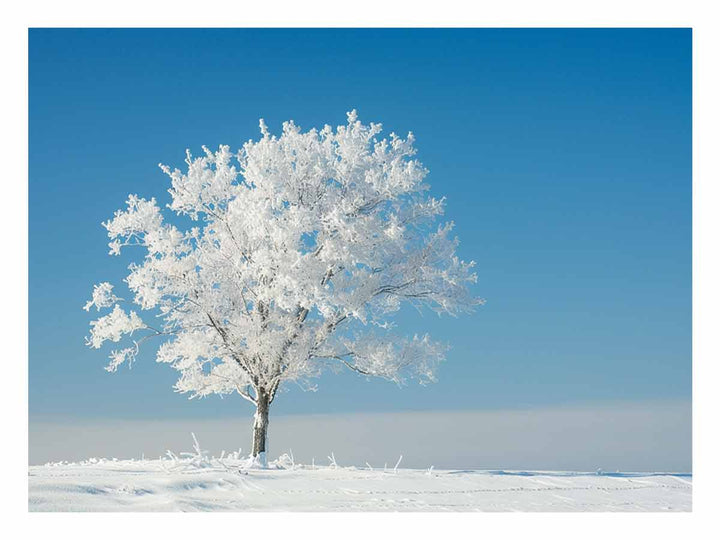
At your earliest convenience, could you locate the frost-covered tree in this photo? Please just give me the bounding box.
[84,111,481,458]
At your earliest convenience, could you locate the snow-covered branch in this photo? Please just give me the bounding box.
[86,304,146,350]
[314,333,448,385]
[83,282,121,312]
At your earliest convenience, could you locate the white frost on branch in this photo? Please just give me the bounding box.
[85,110,482,403]
[315,333,447,385]
[83,282,121,311]
[86,305,145,349]
[106,347,138,373]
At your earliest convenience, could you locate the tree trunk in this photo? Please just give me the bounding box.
[252,388,270,457]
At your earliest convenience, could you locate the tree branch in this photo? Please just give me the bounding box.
[206,313,255,380]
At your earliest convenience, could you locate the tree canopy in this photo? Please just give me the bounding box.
[85,111,481,409]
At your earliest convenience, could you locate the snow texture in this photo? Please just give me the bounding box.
[28,437,691,512]
[29,458,691,512]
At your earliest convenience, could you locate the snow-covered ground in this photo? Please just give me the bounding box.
[29,450,691,512]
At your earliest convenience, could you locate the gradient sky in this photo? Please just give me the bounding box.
[29,29,691,429]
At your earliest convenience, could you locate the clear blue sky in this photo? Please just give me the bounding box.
[29,28,691,422]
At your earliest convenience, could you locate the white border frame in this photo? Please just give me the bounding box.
[7,1,717,538]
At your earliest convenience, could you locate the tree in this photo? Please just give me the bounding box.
[84,111,481,460]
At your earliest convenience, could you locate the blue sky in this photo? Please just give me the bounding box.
[29,29,691,426]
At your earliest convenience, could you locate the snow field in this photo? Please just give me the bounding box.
[29,456,691,512]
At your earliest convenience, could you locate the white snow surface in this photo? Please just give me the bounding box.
[29,452,691,512]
